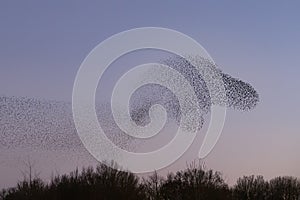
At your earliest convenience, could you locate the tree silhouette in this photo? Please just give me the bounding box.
[233,175,269,200]
[1,163,300,200]
[268,176,300,200]
[142,171,164,200]
[158,163,231,200]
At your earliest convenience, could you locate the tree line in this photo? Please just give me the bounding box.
[1,162,300,200]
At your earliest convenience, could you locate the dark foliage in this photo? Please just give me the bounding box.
[1,163,300,200]
[233,175,300,200]
[0,163,146,200]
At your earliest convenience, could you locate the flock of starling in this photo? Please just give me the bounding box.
[0,56,259,156]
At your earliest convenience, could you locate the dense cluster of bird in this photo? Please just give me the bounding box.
[0,56,259,153]
[130,56,259,128]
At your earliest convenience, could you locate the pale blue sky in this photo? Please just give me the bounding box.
[0,0,300,185]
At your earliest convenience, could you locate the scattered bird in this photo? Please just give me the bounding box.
[0,56,259,152]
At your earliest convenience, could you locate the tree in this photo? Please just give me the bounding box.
[233,175,268,200]
[142,171,164,200]
[159,163,231,200]
[268,176,300,200]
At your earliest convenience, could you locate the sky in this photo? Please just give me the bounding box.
[0,0,300,187]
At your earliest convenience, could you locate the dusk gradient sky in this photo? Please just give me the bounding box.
[0,0,300,187]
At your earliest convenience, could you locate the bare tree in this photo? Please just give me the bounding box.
[20,157,40,187]
[143,171,164,200]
